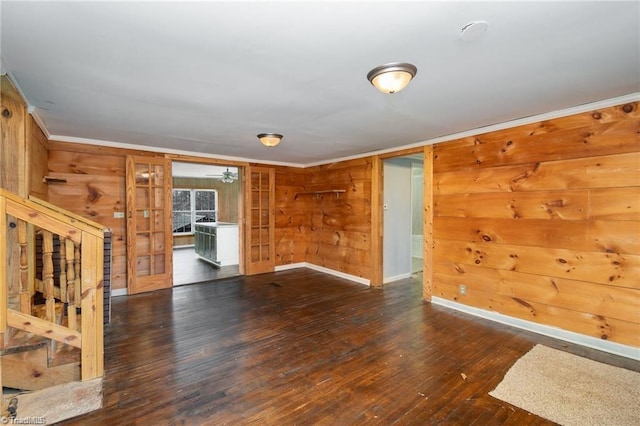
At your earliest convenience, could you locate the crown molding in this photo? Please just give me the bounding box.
[2,69,53,138]
[28,106,52,139]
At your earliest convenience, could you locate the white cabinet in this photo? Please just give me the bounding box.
[194,223,239,267]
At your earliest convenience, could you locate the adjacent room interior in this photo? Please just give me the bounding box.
[171,161,241,286]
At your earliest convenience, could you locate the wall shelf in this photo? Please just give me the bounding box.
[294,189,346,200]
[42,176,67,184]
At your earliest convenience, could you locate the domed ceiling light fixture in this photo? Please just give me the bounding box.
[367,62,417,94]
[257,133,283,147]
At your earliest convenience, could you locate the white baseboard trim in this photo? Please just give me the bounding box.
[431,297,640,361]
[275,262,370,286]
[111,288,128,297]
[275,262,307,272]
[383,273,412,284]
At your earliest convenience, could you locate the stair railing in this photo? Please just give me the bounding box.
[0,188,104,388]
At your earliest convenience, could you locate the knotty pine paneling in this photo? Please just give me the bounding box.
[435,187,640,221]
[435,239,639,289]
[304,158,372,278]
[27,115,49,200]
[274,158,373,280]
[432,102,640,346]
[47,148,128,290]
[274,166,307,265]
[434,277,639,347]
[433,263,639,324]
[434,119,639,172]
[434,152,640,194]
[439,103,638,151]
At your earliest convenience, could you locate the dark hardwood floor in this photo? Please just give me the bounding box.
[63,269,638,425]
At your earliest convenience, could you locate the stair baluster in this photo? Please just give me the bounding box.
[74,243,82,332]
[59,238,67,307]
[65,239,77,331]
[18,220,30,315]
[42,230,56,323]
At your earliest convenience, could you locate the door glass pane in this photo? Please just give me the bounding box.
[261,244,270,261]
[136,233,150,253]
[153,254,165,274]
[153,165,164,185]
[136,188,150,208]
[251,191,260,206]
[153,210,164,230]
[135,164,149,184]
[136,211,150,231]
[137,256,150,276]
[250,245,261,262]
[153,232,165,252]
[154,188,164,208]
[260,191,269,206]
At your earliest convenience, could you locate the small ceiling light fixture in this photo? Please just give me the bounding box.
[258,133,283,147]
[220,168,236,184]
[367,62,417,94]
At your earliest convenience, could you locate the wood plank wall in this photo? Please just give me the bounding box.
[274,158,373,280]
[274,166,308,265]
[1,75,27,197]
[26,115,49,200]
[431,102,640,347]
[47,143,131,291]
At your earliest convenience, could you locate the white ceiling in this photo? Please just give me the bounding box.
[1,1,638,166]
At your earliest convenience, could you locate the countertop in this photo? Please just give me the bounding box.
[194,222,238,228]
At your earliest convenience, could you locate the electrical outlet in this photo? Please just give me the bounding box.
[459,284,467,295]
[113,212,125,219]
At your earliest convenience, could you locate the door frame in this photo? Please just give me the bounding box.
[371,147,433,300]
[169,158,246,276]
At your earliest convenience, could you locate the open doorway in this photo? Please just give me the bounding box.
[382,154,424,283]
[171,161,242,285]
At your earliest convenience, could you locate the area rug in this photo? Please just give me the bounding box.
[489,345,640,425]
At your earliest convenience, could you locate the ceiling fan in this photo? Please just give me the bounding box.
[206,168,238,183]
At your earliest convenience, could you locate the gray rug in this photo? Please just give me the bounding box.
[489,345,640,426]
